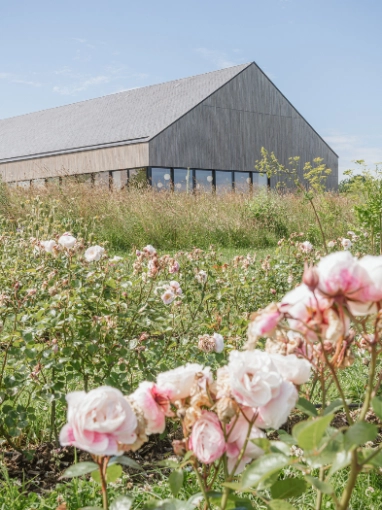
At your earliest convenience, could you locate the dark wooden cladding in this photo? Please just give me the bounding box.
[149,64,338,189]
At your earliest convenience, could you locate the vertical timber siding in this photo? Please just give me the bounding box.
[149,64,338,189]
[0,143,149,183]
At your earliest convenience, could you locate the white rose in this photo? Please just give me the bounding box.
[156,363,212,401]
[269,353,311,385]
[256,380,298,429]
[227,350,282,408]
[213,333,224,353]
[59,386,137,456]
[300,241,313,253]
[110,255,123,263]
[110,496,133,510]
[161,289,175,305]
[84,245,105,262]
[341,238,352,250]
[58,233,76,249]
[41,240,57,253]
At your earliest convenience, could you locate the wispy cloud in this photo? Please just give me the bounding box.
[0,72,43,87]
[53,75,111,95]
[324,132,382,179]
[195,48,243,69]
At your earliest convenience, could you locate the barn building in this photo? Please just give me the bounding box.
[0,62,338,191]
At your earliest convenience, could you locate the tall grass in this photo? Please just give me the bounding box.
[0,182,357,251]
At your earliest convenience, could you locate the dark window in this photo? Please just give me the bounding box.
[195,170,213,191]
[151,168,172,191]
[234,172,251,192]
[215,171,233,194]
[174,168,192,193]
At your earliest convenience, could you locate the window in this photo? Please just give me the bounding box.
[113,170,128,190]
[215,171,233,194]
[234,172,251,192]
[195,170,213,191]
[252,172,268,187]
[174,168,192,193]
[151,168,172,191]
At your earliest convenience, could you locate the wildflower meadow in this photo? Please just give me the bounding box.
[2,162,382,510]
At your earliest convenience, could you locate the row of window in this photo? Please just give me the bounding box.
[149,168,268,193]
[8,167,269,192]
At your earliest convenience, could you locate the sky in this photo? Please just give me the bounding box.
[1,0,381,180]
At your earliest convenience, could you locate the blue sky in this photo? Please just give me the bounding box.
[1,0,381,179]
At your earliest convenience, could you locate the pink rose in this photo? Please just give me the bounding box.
[59,386,137,456]
[130,381,173,435]
[246,303,283,348]
[226,416,265,474]
[255,380,298,430]
[189,411,226,464]
[156,363,212,402]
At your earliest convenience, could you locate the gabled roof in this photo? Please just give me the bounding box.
[0,63,251,163]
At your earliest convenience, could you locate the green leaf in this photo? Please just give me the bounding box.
[293,414,334,451]
[110,496,133,510]
[305,476,333,494]
[277,430,297,446]
[372,396,382,420]
[328,451,352,477]
[109,455,142,470]
[296,397,318,417]
[169,469,184,497]
[268,500,297,510]
[323,399,344,415]
[241,454,289,490]
[91,464,122,484]
[270,478,307,499]
[270,441,291,456]
[251,437,271,453]
[345,422,378,448]
[61,461,98,478]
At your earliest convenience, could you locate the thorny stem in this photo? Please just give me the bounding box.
[97,456,109,510]
[315,466,325,510]
[338,450,359,510]
[359,341,377,422]
[192,460,211,510]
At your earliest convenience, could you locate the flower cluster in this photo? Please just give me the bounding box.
[161,281,183,305]
[246,251,382,367]
[60,350,310,475]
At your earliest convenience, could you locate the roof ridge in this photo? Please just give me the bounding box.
[0,62,252,123]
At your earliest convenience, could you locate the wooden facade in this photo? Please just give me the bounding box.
[149,63,338,189]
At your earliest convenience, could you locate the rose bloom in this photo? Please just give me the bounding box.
[58,233,76,249]
[300,241,313,253]
[169,281,182,296]
[341,238,352,250]
[143,245,156,257]
[246,303,283,349]
[195,270,207,284]
[227,350,282,408]
[255,380,298,430]
[269,353,311,385]
[110,255,123,263]
[161,289,175,305]
[41,240,57,253]
[189,411,226,464]
[156,363,212,402]
[213,333,224,353]
[226,416,265,474]
[59,386,137,456]
[130,381,173,435]
[84,245,105,262]
[169,260,180,274]
[327,240,336,248]
[317,252,382,315]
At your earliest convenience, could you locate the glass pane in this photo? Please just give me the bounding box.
[195,170,212,192]
[113,170,128,190]
[151,168,172,191]
[174,168,192,193]
[234,172,251,192]
[215,171,232,194]
[252,172,268,187]
[94,172,110,187]
[129,168,148,188]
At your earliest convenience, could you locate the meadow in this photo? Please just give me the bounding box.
[1,171,382,510]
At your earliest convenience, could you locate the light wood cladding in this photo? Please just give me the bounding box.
[0,143,149,183]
